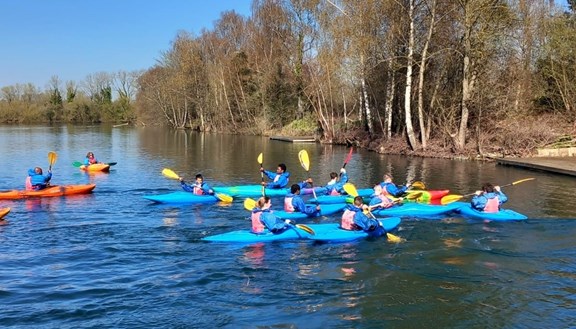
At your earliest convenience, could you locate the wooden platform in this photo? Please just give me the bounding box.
[270,136,316,143]
[497,157,576,177]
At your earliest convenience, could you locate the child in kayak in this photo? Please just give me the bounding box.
[83,152,99,166]
[471,183,508,213]
[260,163,290,189]
[180,174,214,195]
[284,184,321,216]
[341,196,386,237]
[26,167,52,190]
[379,173,411,197]
[369,185,399,209]
[251,196,294,234]
[321,168,349,196]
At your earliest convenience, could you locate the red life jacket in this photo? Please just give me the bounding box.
[284,197,295,212]
[88,158,98,164]
[329,188,340,196]
[376,195,394,208]
[192,184,204,195]
[341,209,356,230]
[484,196,500,213]
[251,210,265,233]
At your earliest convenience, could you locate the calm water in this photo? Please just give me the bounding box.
[1,125,575,328]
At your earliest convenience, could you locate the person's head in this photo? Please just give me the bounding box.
[353,196,364,207]
[383,174,393,182]
[257,196,271,209]
[34,167,42,174]
[482,183,495,193]
[329,172,338,180]
[277,163,287,174]
[373,185,383,196]
[86,152,95,158]
[290,184,301,194]
[195,174,204,184]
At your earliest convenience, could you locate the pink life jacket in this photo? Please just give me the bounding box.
[484,196,500,213]
[341,209,356,230]
[192,184,204,195]
[25,176,32,191]
[376,195,394,208]
[329,188,340,196]
[88,158,98,164]
[284,197,295,212]
[251,211,266,233]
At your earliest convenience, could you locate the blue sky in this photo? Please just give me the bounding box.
[0,1,252,89]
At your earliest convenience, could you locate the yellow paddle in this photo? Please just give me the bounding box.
[440,178,535,205]
[342,183,403,243]
[161,168,233,203]
[243,197,315,235]
[48,151,57,171]
[258,152,265,197]
[410,181,426,190]
[298,149,317,199]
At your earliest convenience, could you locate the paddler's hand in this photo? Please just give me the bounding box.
[261,181,267,186]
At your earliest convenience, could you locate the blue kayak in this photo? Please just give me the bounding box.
[143,191,219,204]
[454,202,528,221]
[311,188,373,204]
[202,217,401,243]
[213,185,325,198]
[271,203,347,220]
[309,217,402,243]
[202,225,311,243]
[372,202,461,218]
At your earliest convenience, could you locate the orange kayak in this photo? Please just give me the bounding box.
[80,163,110,172]
[0,207,10,219]
[0,184,96,200]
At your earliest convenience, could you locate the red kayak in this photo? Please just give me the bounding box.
[0,184,96,200]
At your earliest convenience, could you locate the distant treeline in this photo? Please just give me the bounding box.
[1,0,575,156]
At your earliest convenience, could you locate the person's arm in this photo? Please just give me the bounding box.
[471,194,486,210]
[260,212,286,231]
[263,170,275,180]
[495,186,508,204]
[202,183,214,195]
[84,158,90,166]
[180,180,194,192]
[45,171,52,183]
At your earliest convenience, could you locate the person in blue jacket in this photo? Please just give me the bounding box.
[341,196,386,237]
[251,196,294,234]
[83,152,99,166]
[179,174,214,195]
[284,184,321,216]
[471,183,508,213]
[261,163,290,189]
[379,173,411,198]
[27,167,52,190]
[322,168,349,195]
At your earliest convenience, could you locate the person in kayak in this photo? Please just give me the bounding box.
[471,183,508,213]
[260,163,290,189]
[251,196,294,234]
[369,185,398,209]
[379,173,411,197]
[179,174,214,195]
[284,184,321,216]
[341,196,386,237]
[26,167,52,190]
[83,152,99,166]
[321,168,349,196]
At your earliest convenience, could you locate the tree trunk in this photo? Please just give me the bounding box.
[404,0,419,150]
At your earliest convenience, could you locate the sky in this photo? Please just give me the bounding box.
[0,0,252,89]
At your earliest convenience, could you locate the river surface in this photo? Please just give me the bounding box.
[0,125,575,328]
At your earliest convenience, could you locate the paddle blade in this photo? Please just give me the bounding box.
[295,224,315,235]
[410,181,426,190]
[48,151,57,167]
[440,194,465,205]
[343,183,359,197]
[342,147,353,168]
[405,191,423,201]
[72,161,83,167]
[215,193,233,203]
[387,233,404,243]
[507,178,535,187]
[298,150,310,172]
[107,162,118,166]
[161,168,181,180]
[257,153,263,165]
[243,198,257,211]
